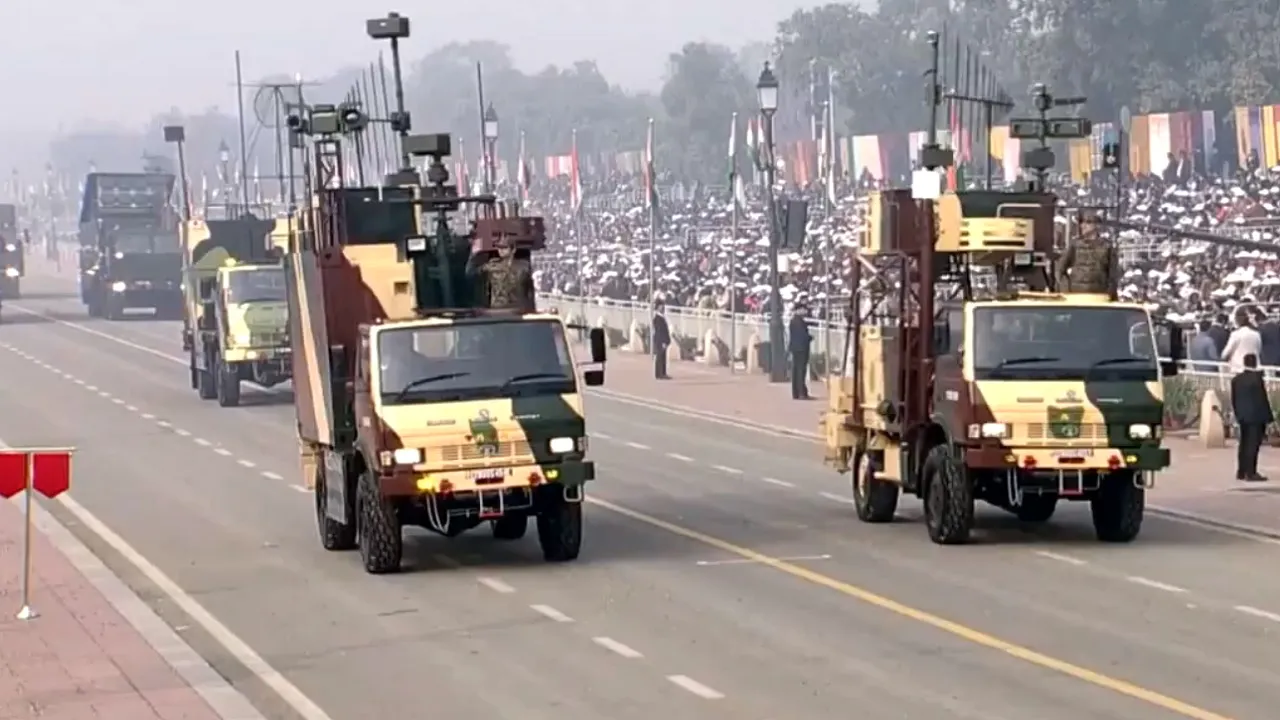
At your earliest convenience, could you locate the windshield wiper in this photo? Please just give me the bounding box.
[234,297,285,304]
[498,372,570,395]
[992,356,1061,369]
[391,372,471,403]
[1087,357,1150,371]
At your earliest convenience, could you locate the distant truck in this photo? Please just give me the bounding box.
[182,209,290,407]
[78,173,182,319]
[0,204,23,299]
[822,190,1185,545]
[290,134,607,574]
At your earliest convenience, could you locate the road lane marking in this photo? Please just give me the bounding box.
[592,637,643,658]
[141,413,155,420]
[194,438,212,446]
[261,471,284,481]
[666,675,724,699]
[125,405,138,412]
[697,554,830,566]
[53,493,336,720]
[1033,550,1088,566]
[214,448,233,456]
[1235,605,1280,623]
[624,441,650,450]
[1127,576,1188,594]
[289,484,309,493]
[760,477,795,488]
[477,577,515,594]
[174,428,191,437]
[666,452,694,462]
[819,491,851,504]
[711,464,742,475]
[238,459,256,468]
[587,496,1233,720]
[529,604,574,623]
[592,432,612,440]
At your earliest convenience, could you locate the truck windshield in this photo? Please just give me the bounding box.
[377,319,575,404]
[226,268,286,304]
[972,306,1158,380]
[113,232,179,254]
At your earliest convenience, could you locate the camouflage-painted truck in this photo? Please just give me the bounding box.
[822,189,1186,545]
[182,209,290,407]
[289,133,607,574]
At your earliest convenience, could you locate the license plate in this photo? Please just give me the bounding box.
[1052,449,1093,459]
[467,468,507,482]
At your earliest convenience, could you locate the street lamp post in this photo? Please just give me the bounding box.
[756,62,786,383]
[483,103,499,194]
[217,140,232,202]
[162,126,190,223]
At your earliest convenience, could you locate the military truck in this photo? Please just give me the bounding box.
[822,189,1186,545]
[290,133,606,574]
[0,204,23,299]
[182,209,289,406]
[78,172,182,319]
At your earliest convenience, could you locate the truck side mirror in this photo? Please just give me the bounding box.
[588,327,607,363]
[1159,320,1183,377]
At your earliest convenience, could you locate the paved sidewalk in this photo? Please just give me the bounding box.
[0,498,241,719]
[598,350,1280,537]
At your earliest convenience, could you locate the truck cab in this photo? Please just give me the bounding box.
[0,204,23,299]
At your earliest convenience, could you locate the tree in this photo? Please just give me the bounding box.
[658,42,754,181]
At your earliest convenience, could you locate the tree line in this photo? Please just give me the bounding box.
[47,0,1280,185]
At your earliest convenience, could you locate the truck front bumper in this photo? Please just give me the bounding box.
[964,446,1171,472]
[382,459,595,497]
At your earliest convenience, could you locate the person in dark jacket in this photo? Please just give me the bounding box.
[788,305,812,399]
[1209,313,1231,358]
[1260,311,1280,368]
[651,302,670,380]
[1231,353,1273,482]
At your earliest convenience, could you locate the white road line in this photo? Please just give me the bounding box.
[111,397,125,405]
[711,464,742,475]
[261,471,284,481]
[819,491,852,504]
[1235,605,1280,623]
[477,577,515,594]
[74,378,85,385]
[529,604,574,623]
[1126,576,1188,594]
[697,554,830,566]
[759,477,795,488]
[666,452,693,462]
[125,405,138,412]
[52,493,335,719]
[214,448,233,456]
[175,429,191,437]
[157,420,172,428]
[289,484,309,493]
[86,385,97,391]
[238,459,256,468]
[624,441,650,450]
[666,675,724,699]
[194,437,212,447]
[141,413,155,420]
[592,432,612,440]
[1033,550,1088,566]
[592,637,643,658]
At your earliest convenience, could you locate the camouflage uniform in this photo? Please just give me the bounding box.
[1056,218,1117,295]
[477,248,535,311]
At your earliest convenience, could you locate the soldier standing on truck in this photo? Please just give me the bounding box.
[1057,211,1118,294]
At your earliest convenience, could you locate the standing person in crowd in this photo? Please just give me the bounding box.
[1223,308,1263,373]
[651,300,670,380]
[1209,314,1231,357]
[1190,319,1220,372]
[1261,309,1280,368]
[788,305,812,400]
[1231,353,1272,482]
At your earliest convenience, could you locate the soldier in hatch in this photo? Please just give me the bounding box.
[474,245,535,311]
[1056,211,1118,295]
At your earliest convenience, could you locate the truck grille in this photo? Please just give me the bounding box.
[1023,423,1110,445]
[441,441,533,462]
[250,331,287,346]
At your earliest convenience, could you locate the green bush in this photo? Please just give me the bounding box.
[1162,376,1201,430]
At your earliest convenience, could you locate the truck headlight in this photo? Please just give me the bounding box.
[4,244,15,251]
[3,267,18,278]
[392,448,422,465]
[969,422,1007,438]
[232,332,251,345]
[1128,424,1153,439]
[548,437,576,453]
[110,281,127,292]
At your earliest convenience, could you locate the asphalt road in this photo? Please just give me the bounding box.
[4,270,1280,720]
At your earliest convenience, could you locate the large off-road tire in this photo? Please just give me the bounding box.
[1015,493,1058,523]
[1091,471,1144,543]
[923,444,974,545]
[197,367,216,399]
[357,471,402,573]
[852,450,899,523]
[86,295,102,318]
[537,490,582,562]
[315,468,356,551]
[216,359,241,407]
[104,296,124,321]
[491,513,528,540]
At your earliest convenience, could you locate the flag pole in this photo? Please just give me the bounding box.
[728,112,739,373]
[647,118,657,323]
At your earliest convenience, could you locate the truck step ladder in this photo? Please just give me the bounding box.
[478,488,505,519]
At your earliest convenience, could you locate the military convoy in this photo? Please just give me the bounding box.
[78,172,183,319]
[181,207,292,407]
[822,189,1185,544]
[287,132,606,574]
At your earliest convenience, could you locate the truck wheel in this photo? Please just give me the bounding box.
[356,471,402,573]
[104,297,123,321]
[188,356,199,390]
[491,513,528,540]
[315,469,356,551]
[537,490,582,562]
[86,296,101,318]
[852,450,899,523]
[1015,493,1058,523]
[923,444,974,545]
[197,367,216,399]
[216,360,241,407]
[1091,471,1144,542]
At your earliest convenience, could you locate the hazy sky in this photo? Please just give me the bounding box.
[2,0,811,142]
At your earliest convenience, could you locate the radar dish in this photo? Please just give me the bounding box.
[253,85,305,128]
